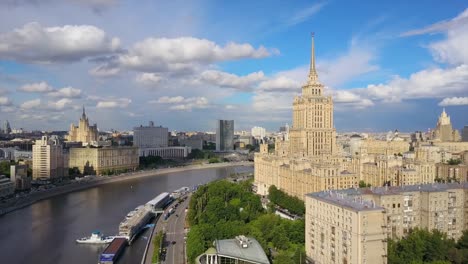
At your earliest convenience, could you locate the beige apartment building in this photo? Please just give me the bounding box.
[306,183,468,264]
[306,191,387,264]
[32,136,69,180]
[69,146,139,175]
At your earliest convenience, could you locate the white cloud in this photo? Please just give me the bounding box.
[48,87,82,98]
[0,22,120,63]
[319,47,379,87]
[20,98,41,109]
[0,106,15,113]
[429,23,468,65]
[19,82,82,98]
[135,73,164,86]
[47,98,72,110]
[402,9,468,66]
[0,96,12,106]
[354,64,468,103]
[258,76,300,92]
[287,2,327,26]
[89,64,120,77]
[156,96,185,103]
[401,8,468,37]
[333,90,374,109]
[117,37,274,73]
[153,96,210,111]
[19,82,54,93]
[439,97,468,106]
[96,98,131,108]
[199,70,264,90]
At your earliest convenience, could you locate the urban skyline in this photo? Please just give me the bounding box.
[0,1,467,132]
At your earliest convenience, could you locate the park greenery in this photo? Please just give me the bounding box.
[268,185,305,216]
[0,160,14,177]
[152,231,164,263]
[139,156,180,169]
[388,229,468,264]
[186,180,306,264]
[188,149,216,160]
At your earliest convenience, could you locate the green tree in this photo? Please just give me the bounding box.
[268,185,305,216]
[0,160,14,177]
[359,180,371,188]
[447,158,462,165]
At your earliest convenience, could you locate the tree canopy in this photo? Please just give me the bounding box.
[186,180,305,264]
[388,229,468,264]
[268,185,305,216]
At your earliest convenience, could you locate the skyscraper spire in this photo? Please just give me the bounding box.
[82,105,86,119]
[309,32,319,82]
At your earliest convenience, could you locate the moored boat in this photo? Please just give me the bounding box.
[76,231,114,244]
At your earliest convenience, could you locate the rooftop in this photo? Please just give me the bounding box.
[308,190,384,212]
[308,183,468,208]
[215,236,270,264]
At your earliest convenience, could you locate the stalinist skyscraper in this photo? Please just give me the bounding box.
[289,35,337,157]
[66,107,99,145]
[254,35,357,199]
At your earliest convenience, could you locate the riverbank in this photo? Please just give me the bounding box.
[0,161,253,217]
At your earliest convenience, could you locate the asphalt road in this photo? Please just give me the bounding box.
[145,194,191,264]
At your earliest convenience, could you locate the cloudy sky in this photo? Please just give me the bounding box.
[0,0,467,132]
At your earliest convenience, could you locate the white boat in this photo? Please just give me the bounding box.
[76,231,115,244]
[126,206,145,219]
[119,206,153,244]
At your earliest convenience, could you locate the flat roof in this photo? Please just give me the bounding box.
[360,183,468,195]
[308,191,384,212]
[215,237,270,264]
[307,183,468,208]
[146,192,170,206]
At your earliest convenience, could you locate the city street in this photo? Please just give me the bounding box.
[144,194,191,264]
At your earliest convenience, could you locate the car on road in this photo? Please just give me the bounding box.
[171,241,176,245]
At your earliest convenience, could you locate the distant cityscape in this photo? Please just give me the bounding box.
[0,35,467,264]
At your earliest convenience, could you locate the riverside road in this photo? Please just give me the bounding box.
[143,193,191,264]
[0,164,253,264]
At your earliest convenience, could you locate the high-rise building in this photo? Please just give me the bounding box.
[3,120,11,134]
[10,164,31,190]
[216,120,234,151]
[133,121,168,148]
[66,107,99,145]
[32,136,68,180]
[254,35,357,198]
[462,125,468,142]
[251,126,266,139]
[289,35,337,157]
[431,108,461,142]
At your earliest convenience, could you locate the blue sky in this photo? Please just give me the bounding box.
[0,0,467,132]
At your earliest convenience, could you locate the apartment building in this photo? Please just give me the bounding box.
[306,191,387,264]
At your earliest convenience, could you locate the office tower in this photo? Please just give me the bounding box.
[216,120,234,151]
[133,121,168,148]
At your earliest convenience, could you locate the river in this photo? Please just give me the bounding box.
[0,165,253,264]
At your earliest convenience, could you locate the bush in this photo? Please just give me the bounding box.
[208,157,220,163]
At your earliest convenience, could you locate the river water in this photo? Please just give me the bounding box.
[0,165,253,264]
